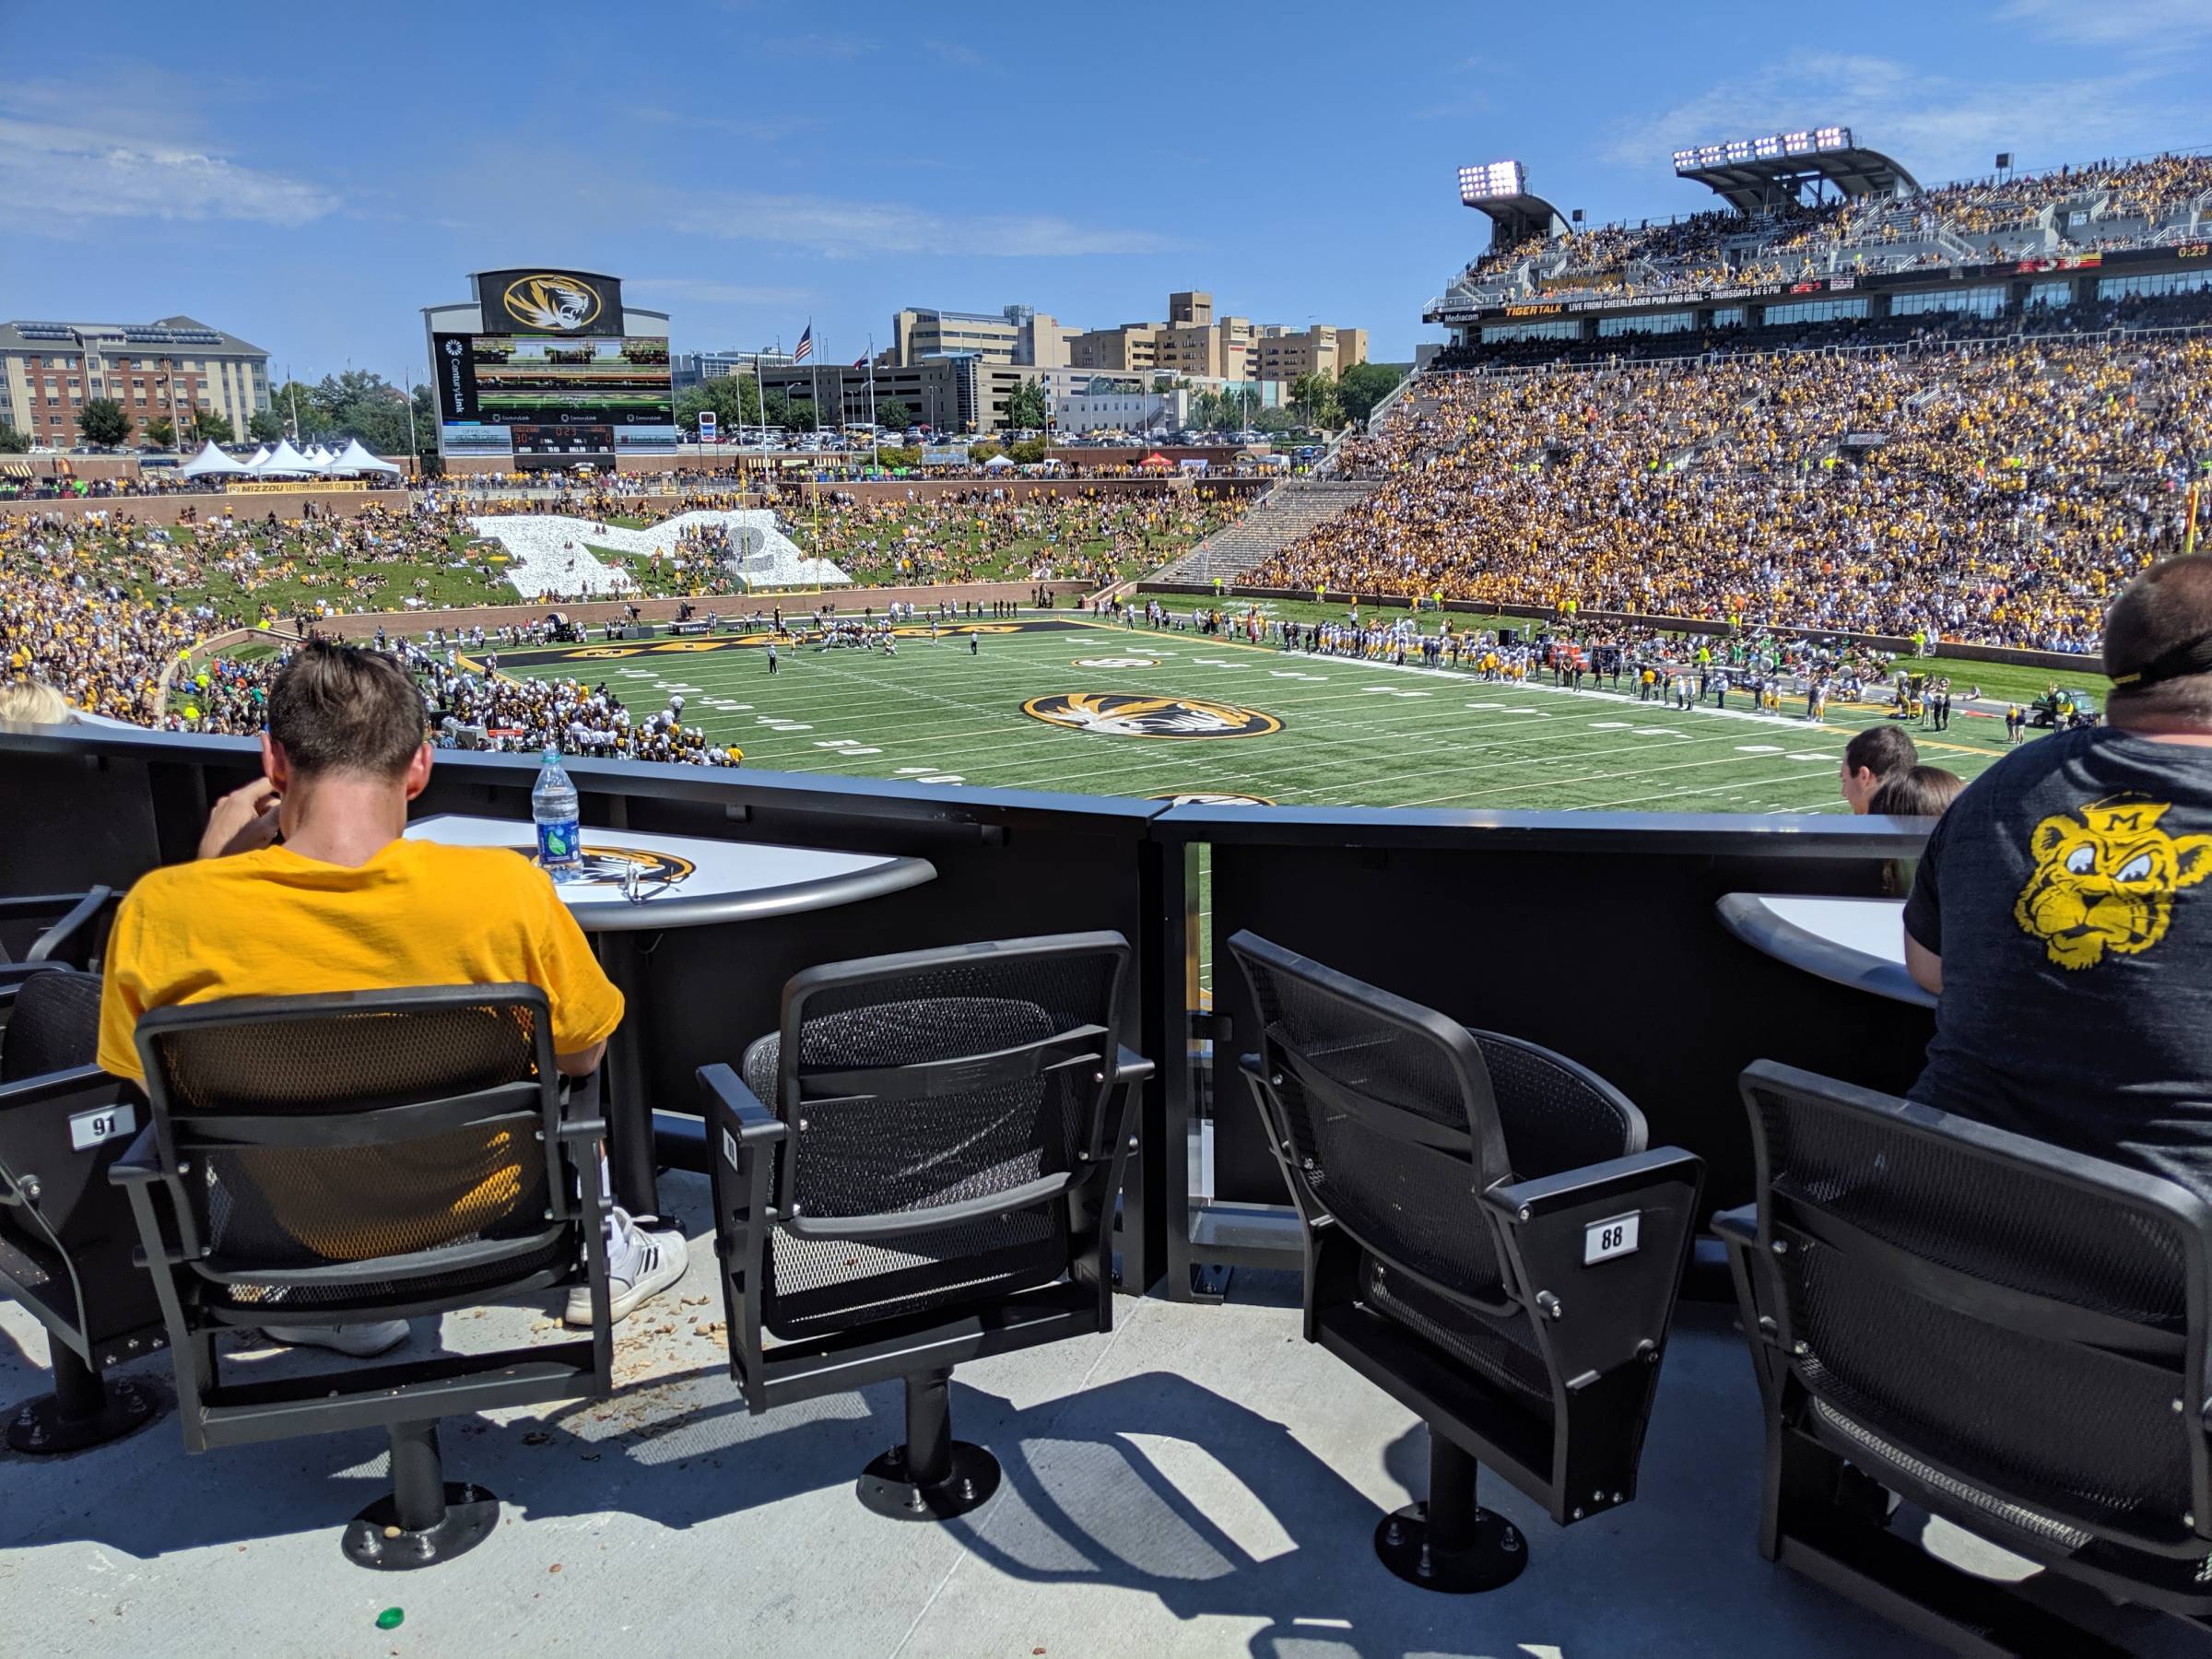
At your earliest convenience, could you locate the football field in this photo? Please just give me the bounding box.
[488,615,2012,812]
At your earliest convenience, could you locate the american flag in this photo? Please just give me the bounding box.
[793,324,813,362]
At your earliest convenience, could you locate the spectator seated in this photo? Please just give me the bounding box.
[1720,1061,2212,1653]
[112,985,614,1569]
[1227,931,1703,1592]
[698,933,1150,1521]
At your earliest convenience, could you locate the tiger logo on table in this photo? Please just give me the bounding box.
[2014,796,2212,970]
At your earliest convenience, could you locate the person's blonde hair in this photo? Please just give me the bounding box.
[0,680,74,733]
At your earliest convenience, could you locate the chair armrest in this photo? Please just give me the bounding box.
[0,1064,117,1113]
[699,1062,785,1145]
[555,1066,606,1144]
[1484,1147,1705,1223]
[22,888,115,967]
[108,1122,163,1185]
[1114,1045,1156,1088]
[1483,1147,1706,1391]
[1711,1202,1758,1249]
[696,1062,782,1408]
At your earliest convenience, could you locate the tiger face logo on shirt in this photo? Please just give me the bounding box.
[2015,796,2212,970]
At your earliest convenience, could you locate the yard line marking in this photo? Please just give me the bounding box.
[1587,722,1631,730]
[1735,745,1784,754]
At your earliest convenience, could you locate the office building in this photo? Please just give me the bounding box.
[0,315,272,445]
[889,305,1075,369]
[672,347,795,393]
[1068,292,1369,384]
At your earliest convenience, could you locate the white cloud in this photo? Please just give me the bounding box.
[1604,53,2187,184]
[924,40,989,69]
[672,192,1182,258]
[0,85,335,228]
[1995,0,2212,46]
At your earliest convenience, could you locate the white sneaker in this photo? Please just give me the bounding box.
[566,1208,688,1326]
[262,1320,411,1358]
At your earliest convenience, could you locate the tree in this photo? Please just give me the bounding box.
[142,415,177,450]
[1288,370,1342,431]
[1335,361,1408,426]
[77,398,133,449]
[0,425,30,454]
[1008,438,1049,465]
[190,408,234,443]
[874,398,912,433]
[248,408,286,443]
[676,374,764,438]
[1002,380,1048,433]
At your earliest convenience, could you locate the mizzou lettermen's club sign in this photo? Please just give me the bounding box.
[1020,692,1281,739]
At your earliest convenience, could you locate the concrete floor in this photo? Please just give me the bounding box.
[1,1173,2201,1658]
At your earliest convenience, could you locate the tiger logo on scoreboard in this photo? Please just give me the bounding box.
[500,273,604,333]
[1021,692,1281,739]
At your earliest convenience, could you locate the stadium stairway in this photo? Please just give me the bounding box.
[1149,476,1383,587]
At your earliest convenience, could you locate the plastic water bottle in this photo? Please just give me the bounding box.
[532,747,582,882]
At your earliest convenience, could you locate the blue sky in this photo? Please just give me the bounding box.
[4,0,2208,380]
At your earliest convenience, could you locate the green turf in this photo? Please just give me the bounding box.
[494,615,2020,813]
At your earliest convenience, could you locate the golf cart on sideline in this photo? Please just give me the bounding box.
[2030,686,2101,729]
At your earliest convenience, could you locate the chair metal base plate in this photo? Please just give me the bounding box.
[341,1485,500,1570]
[1373,1500,1529,1594]
[5,1375,161,1455]
[856,1441,1002,1522]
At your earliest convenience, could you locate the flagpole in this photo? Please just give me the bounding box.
[868,338,878,472]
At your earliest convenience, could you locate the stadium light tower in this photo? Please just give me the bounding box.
[1668,125,1914,214]
[1454,159,1568,252]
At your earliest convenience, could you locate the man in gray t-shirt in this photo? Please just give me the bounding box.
[1905,555,2212,1199]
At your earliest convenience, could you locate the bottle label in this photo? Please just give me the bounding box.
[536,818,582,867]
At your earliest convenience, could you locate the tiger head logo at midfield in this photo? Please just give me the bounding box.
[1021,692,1281,739]
[2014,796,2212,970]
[502,275,600,332]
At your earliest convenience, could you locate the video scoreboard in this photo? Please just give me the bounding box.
[429,269,676,464]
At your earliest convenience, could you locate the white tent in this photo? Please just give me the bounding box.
[324,438,404,477]
[177,441,252,478]
[245,446,271,467]
[304,444,332,465]
[981,452,1018,471]
[253,440,316,476]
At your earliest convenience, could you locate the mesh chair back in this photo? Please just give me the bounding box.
[1742,1063,2212,1548]
[3,969,101,1084]
[741,935,1127,1339]
[1234,934,1526,1310]
[136,989,568,1312]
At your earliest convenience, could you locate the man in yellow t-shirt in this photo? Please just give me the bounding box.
[98,641,687,1354]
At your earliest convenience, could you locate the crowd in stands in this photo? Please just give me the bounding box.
[1259,328,2212,652]
[1451,150,2212,305]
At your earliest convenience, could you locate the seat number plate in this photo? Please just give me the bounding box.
[69,1102,136,1152]
[1583,1211,1640,1265]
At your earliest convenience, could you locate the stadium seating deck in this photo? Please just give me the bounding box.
[0,1191,2016,1654]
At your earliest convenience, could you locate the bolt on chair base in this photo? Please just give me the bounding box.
[856,1441,1002,1522]
[1374,1500,1529,1594]
[342,1484,501,1570]
[6,1374,162,1455]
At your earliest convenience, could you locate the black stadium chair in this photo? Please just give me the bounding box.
[1720,1061,2212,1654]
[112,985,614,1570]
[1227,931,1703,1594]
[0,968,168,1453]
[699,933,1151,1521]
[0,888,117,1006]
